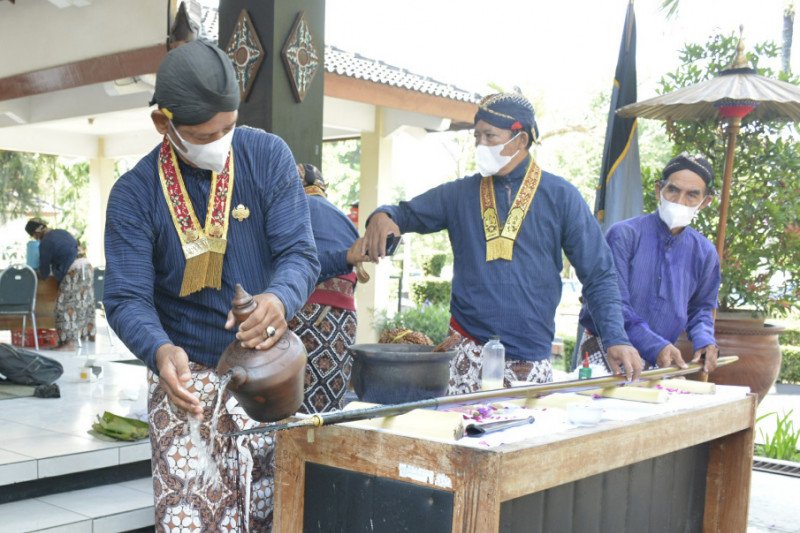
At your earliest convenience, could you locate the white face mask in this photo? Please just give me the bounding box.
[169,122,234,173]
[657,197,701,230]
[475,133,521,177]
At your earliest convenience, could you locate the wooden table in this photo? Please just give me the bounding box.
[0,277,58,330]
[274,393,756,533]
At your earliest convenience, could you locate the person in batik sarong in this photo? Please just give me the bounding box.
[25,218,94,351]
[103,41,319,532]
[291,163,368,413]
[362,93,643,394]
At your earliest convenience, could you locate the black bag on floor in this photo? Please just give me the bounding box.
[0,343,64,385]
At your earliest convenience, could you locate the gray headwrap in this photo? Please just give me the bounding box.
[150,40,240,125]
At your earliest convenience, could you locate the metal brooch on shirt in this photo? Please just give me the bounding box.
[232,204,250,222]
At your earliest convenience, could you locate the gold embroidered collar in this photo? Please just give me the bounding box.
[480,160,542,261]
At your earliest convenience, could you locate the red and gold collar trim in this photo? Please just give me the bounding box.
[157,136,235,296]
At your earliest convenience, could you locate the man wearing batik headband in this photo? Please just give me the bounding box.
[579,154,720,374]
[363,93,642,394]
[292,163,367,413]
[103,40,319,531]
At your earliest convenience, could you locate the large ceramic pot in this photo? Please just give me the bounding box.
[676,312,784,403]
[349,344,456,404]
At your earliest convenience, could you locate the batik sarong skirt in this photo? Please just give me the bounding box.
[148,362,274,532]
[447,327,553,395]
[289,303,356,413]
[54,258,95,345]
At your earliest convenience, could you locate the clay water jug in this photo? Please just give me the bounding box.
[216,284,307,422]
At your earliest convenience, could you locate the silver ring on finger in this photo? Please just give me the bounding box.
[266,325,276,338]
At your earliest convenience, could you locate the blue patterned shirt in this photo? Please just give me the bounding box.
[375,156,630,362]
[307,194,359,283]
[37,229,78,283]
[579,212,720,364]
[104,127,320,371]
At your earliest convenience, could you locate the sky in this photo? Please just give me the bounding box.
[325,0,798,125]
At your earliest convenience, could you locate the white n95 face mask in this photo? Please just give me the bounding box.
[169,122,234,173]
[658,198,700,230]
[475,133,521,177]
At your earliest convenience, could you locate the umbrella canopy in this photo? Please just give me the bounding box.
[617,68,800,122]
[614,33,800,266]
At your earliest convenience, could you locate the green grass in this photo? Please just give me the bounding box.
[755,410,800,462]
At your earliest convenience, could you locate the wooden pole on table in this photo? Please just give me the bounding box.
[226,356,739,437]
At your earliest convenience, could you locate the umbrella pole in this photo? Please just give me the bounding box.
[715,117,742,262]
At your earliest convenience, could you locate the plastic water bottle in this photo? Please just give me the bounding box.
[481,336,506,391]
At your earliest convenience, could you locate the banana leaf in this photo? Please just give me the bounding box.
[90,411,149,441]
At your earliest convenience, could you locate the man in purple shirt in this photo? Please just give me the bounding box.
[579,154,720,373]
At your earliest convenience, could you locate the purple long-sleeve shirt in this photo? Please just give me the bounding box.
[579,212,720,365]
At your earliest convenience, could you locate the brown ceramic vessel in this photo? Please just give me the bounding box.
[216,284,307,422]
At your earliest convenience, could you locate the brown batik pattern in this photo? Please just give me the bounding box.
[288,303,356,413]
[148,362,274,532]
[54,258,95,345]
[447,327,553,395]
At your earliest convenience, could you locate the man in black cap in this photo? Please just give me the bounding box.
[363,93,642,393]
[579,154,720,374]
[292,163,367,413]
[103,40,319,531]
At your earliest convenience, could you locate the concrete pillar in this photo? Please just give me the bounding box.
[218,0,324,167]
[355,109,394,343]
[87,138,115,267]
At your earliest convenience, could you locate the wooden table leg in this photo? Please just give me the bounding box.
[703,394,756,532]
[274,430,307,533]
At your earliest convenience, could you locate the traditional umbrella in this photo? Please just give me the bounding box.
[617,31,800,399]
[617,32,800,261]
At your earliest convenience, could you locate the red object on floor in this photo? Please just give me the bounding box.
[10,328,58,348]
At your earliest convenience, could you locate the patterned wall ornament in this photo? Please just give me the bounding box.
[225,9,265,102]
[281,11,320,103]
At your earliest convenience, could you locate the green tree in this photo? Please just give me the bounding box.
[647,32,800,316]
[53,160,90,246]
[0,151,53,224]
[321,138,360,211]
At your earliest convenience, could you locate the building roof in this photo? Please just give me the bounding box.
[324,46,480,103]
[203,7,480,105]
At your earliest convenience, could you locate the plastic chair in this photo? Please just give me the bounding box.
[93,266,114,345]
[0,264,39,350]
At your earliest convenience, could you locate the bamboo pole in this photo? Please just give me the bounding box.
[715,116,741,262]
[225,356,738,437]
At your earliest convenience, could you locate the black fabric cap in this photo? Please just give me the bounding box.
[474,93,539,143]
[662,154,715,192]
[150,40,240,125]
[298,163,325,188]
[25,217,47,236]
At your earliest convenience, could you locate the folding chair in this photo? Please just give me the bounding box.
[0,264,39,350]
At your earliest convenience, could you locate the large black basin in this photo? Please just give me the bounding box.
[348,344,456,404]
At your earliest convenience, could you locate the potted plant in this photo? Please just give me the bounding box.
[646,33,800,400]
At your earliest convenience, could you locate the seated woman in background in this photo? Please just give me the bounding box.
[25,218,95,351]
